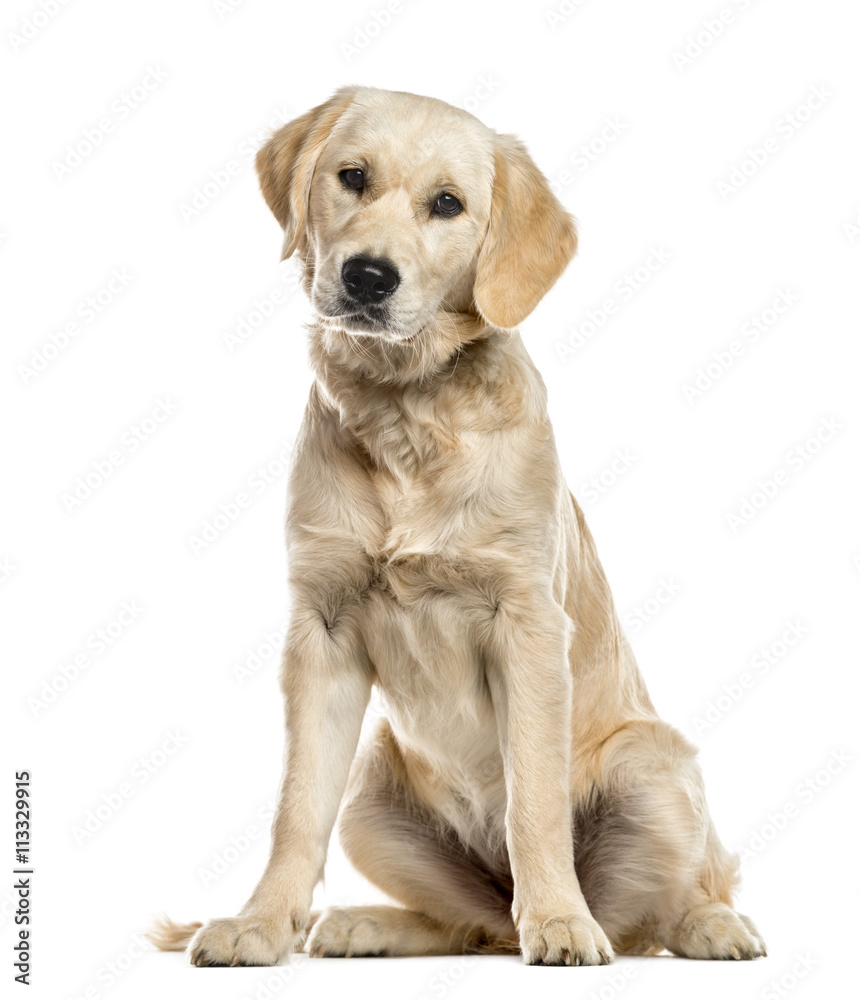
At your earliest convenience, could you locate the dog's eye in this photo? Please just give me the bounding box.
[433,192,462,217]
[340,168,365,191]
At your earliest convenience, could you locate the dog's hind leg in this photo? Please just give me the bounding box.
[574,719,766,960]
[307,904,517,957]
[308,722,517,958]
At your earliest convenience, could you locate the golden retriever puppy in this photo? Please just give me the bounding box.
[151,86,765,967]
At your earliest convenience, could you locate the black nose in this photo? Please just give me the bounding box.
[341,256,400,304]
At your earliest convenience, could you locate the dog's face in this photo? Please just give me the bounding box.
[256,86,576,345]
[308,91,494,343]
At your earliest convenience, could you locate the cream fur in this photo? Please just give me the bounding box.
[149,87,765,968]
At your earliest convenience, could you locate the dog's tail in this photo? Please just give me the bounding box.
[146,916,202,952]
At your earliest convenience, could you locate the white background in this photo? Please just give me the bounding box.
[2,1,859,998]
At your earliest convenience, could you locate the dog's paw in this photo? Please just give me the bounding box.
[188,916,294,967]
[307,907,387,957]
[736,913,768,958]
[519,913,613,966]
[670,903,766,960]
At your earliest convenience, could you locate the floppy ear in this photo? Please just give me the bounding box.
[255,88,356,259]
[474,133,578,329]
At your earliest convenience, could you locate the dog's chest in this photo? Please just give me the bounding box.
[362,546,500,785]
[370,469,455,565]
[356,408,493,564]
[348,412,504,623]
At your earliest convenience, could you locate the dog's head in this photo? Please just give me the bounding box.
[256,86,576,348]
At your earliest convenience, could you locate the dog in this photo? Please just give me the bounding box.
[151,86,765,967]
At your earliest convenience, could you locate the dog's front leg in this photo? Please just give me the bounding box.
[485,598,613,966]
[189,607,372,967]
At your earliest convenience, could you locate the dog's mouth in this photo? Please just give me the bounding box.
[339,310,389,334]
[319,304,421,344]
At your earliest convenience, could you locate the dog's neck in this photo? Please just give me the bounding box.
[307,314,527,480]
